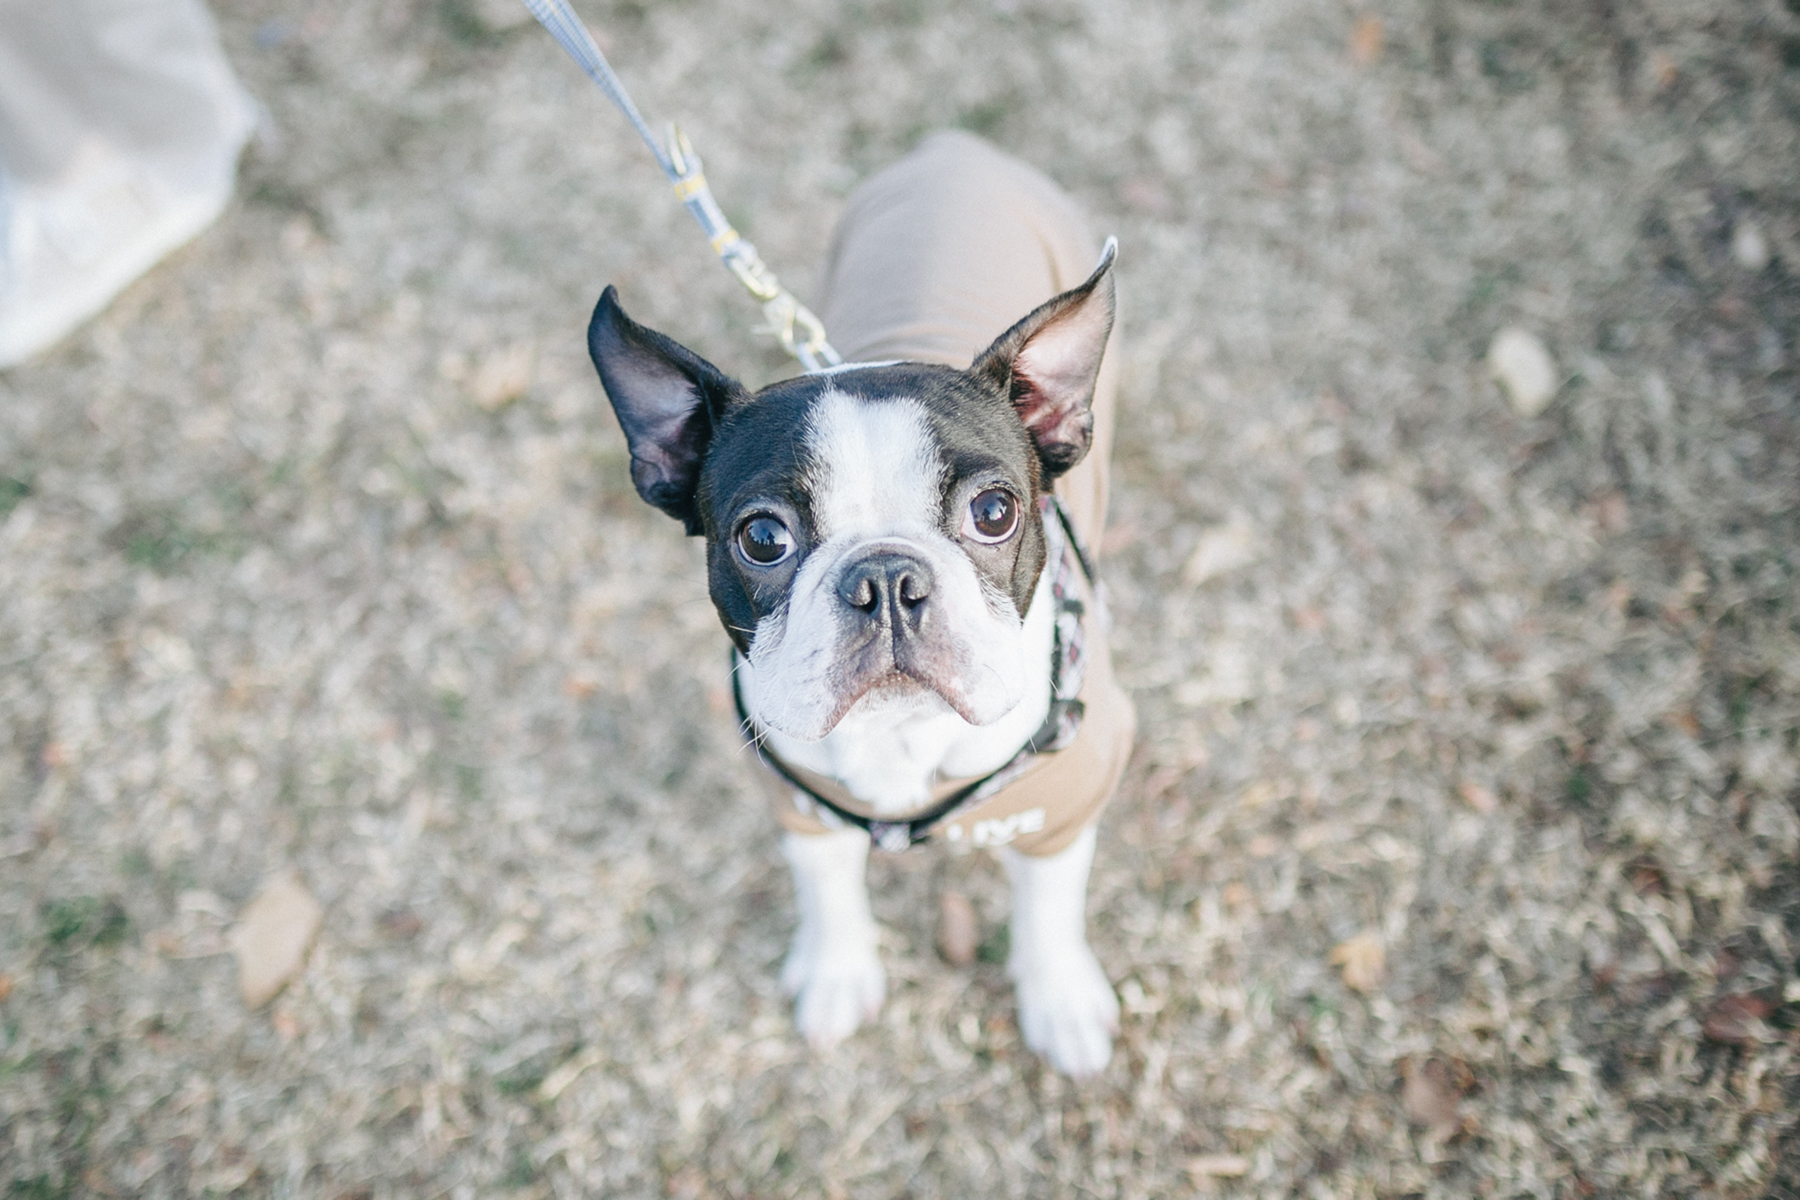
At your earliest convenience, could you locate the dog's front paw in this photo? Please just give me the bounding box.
[782,938,886,1051]
[1011,945,1119,1078]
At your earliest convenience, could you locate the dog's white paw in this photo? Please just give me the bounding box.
[1011,945,1119,1078]
[782,936,886,1050]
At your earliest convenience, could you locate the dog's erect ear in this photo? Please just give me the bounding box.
[971,238,1117,481]
[588,286,746,534]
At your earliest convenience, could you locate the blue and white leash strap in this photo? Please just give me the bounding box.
[519,0,842,372]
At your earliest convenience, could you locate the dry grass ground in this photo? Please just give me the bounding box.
[3,0,1798,1195]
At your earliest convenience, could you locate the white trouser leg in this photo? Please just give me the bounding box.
[1004,823,1118,1076]
[0,0,258,366]
[780,827,886,1050]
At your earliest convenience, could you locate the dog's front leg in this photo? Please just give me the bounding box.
[780,827,886,1050]
[1004,823,1119,1077]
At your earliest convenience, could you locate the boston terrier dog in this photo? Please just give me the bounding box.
[586,132,1135,1076]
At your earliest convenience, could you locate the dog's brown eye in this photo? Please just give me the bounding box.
[964,488,1019,544]
[737,515,794,566]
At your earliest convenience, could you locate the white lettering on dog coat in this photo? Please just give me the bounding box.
[945,807,1046,848]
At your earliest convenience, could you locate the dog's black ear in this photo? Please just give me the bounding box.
[970,238,1117,480]
[588,286,745,534]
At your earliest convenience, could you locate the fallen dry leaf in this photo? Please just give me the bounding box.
[1117,176,1173,217]
[1401,1056,1472,1135]
[664,1167,708,1200]
[375,906,423,940]
[1330,932,1386,994]
[1349,15,1383,65]
[1457,780,1499,814]
[0,972,12,1001]
[1239,780,1281,809]
[469,342,535,411]
[1183,518,1259,585]
[1594,491,1630,533]
[1141,764,1188,800]
[1187,1154,1250,1179]
[1627,858,1667,896]
[1649,50,1678,91]
[1702,994,1773,1046]
[1663,709,1701,737]
[79,1166,120,1196]
[1099,521,1140,554]
[537,1046,606,1102]
[230,872,323,1009]
[938,890,978,966]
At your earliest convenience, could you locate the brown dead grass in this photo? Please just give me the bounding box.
[2,0,1798,1196]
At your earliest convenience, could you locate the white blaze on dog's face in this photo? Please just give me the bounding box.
[585,240,1116,742]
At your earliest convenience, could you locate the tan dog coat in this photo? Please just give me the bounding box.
[761,131,1135,858]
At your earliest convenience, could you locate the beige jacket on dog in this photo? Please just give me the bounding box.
[758,131,1135,858]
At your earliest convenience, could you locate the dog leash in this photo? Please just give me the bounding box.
[520,0,842,373]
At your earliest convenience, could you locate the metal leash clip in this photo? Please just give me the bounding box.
[664,126,839,372]
[521,0,841,373]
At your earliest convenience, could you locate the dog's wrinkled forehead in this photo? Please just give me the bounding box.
[802,385,941,539]
[702,362,1038,531]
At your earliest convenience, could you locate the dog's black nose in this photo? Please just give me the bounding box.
[837,552,934,631]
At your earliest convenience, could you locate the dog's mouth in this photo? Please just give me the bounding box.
[748,644,1014,742]
[818,664,979,733]
[803,632,1010,737]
